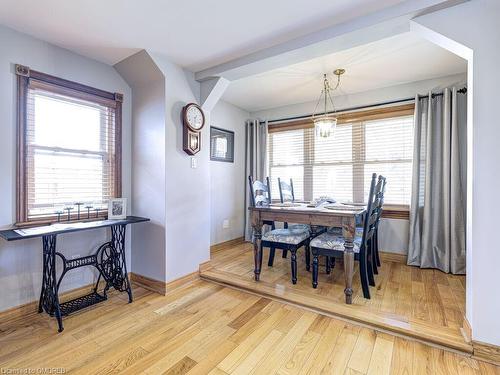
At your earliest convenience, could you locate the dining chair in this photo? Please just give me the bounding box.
[371,175,386,275]
[309,173,378,298]
[277,178,309,231]
[248,176,311,284]
[248,176,277,264]
[275,177,332,274]
[266,178,309,265]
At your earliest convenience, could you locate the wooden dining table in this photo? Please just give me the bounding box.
[249,203,366,304]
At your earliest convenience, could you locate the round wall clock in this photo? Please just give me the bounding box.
[183,103,205,131]
[182,103,205,155]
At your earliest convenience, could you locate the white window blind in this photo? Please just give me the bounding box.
[25,83,118,220]
[268,110,414,205]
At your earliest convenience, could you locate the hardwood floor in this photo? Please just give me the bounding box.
[1,280,497,374]
[200,242,470,353]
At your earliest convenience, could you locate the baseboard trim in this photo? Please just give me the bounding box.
[130,272,167,295]
[473,340,500,366]
[462,316,472,343]
[379,251,407,264]
[210,236,245,254]
[130,271,199,296]
[166,271,199,291]
[199,260,212,272]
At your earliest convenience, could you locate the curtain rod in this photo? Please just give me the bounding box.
[260,87,467,125]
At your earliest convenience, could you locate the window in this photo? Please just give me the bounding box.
[16,65,122,224]
[267,104,414,207]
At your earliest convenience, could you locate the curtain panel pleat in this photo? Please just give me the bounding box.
[244,119,268,241]
[408,88,467,274]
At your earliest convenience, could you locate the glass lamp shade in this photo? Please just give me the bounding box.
[314,116,337,138]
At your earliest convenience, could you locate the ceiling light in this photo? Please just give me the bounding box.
[312,69,345,138]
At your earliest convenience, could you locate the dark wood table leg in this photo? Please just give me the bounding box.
[290,248,298,284]
[251,211,263,281]
[342,216,356,304]
[312,251,319,288]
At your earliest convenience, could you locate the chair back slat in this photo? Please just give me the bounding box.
[373,175,386,226]
[248,176,272,207]
[278,178,295,203]
[361,173,378,246]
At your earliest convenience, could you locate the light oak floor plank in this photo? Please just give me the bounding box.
[0,280,497,374]
[202,242,471,353]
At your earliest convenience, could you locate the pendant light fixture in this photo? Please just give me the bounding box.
[312,68,345,138]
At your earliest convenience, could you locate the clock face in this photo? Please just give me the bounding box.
[186,105,204,130]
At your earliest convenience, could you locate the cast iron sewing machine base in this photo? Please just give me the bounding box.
[38,224,132,332]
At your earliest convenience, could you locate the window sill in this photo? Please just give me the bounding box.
[382,205,410,220]
[15,212,109,228]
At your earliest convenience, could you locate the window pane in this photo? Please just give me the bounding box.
[29,149,108,216]
[364,162,413,204]
[24,83,117,221]
[269,166,304,200]
[314,125,352,163]
[363,115,414,205]
[33,92,103,152]
[365,116,414,161]
[267,113,414,206]
[271,129,304,165]
[313,165,353,202]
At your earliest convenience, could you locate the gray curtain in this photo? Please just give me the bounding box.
[244,119,268,241]
[408,88,467,274]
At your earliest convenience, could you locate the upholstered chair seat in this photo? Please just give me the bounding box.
[310,231,363,252]
[262,227,310,245]
[287,223,311,233]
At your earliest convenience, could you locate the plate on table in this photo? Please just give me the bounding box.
[341,202,366,207]
[269,202,302,208]
[324,204,360,211]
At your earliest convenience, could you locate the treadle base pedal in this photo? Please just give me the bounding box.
[59,292,107,316]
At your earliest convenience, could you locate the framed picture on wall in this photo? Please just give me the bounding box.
[210,126,234,163]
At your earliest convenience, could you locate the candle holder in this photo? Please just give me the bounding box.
[64,207,74,221]
[85,205,93,219]
[75,202,84,220]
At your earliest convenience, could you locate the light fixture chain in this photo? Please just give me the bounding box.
[312,68,344,138]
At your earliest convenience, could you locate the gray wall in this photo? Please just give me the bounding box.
[149,53,211,282]
[115,51,167,282]
[209,101,249,245]
[413,0,500,347]
[116,52,250,284]
[0,25,132,311]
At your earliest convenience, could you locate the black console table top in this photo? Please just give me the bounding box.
[0,216,149,241]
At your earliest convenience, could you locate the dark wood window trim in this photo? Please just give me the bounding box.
[268,104,415,133]
[381,205,410,220]
[15,64,123,226]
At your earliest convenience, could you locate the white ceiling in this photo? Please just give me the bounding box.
[223,33,467,112]
[0,0,406,71]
